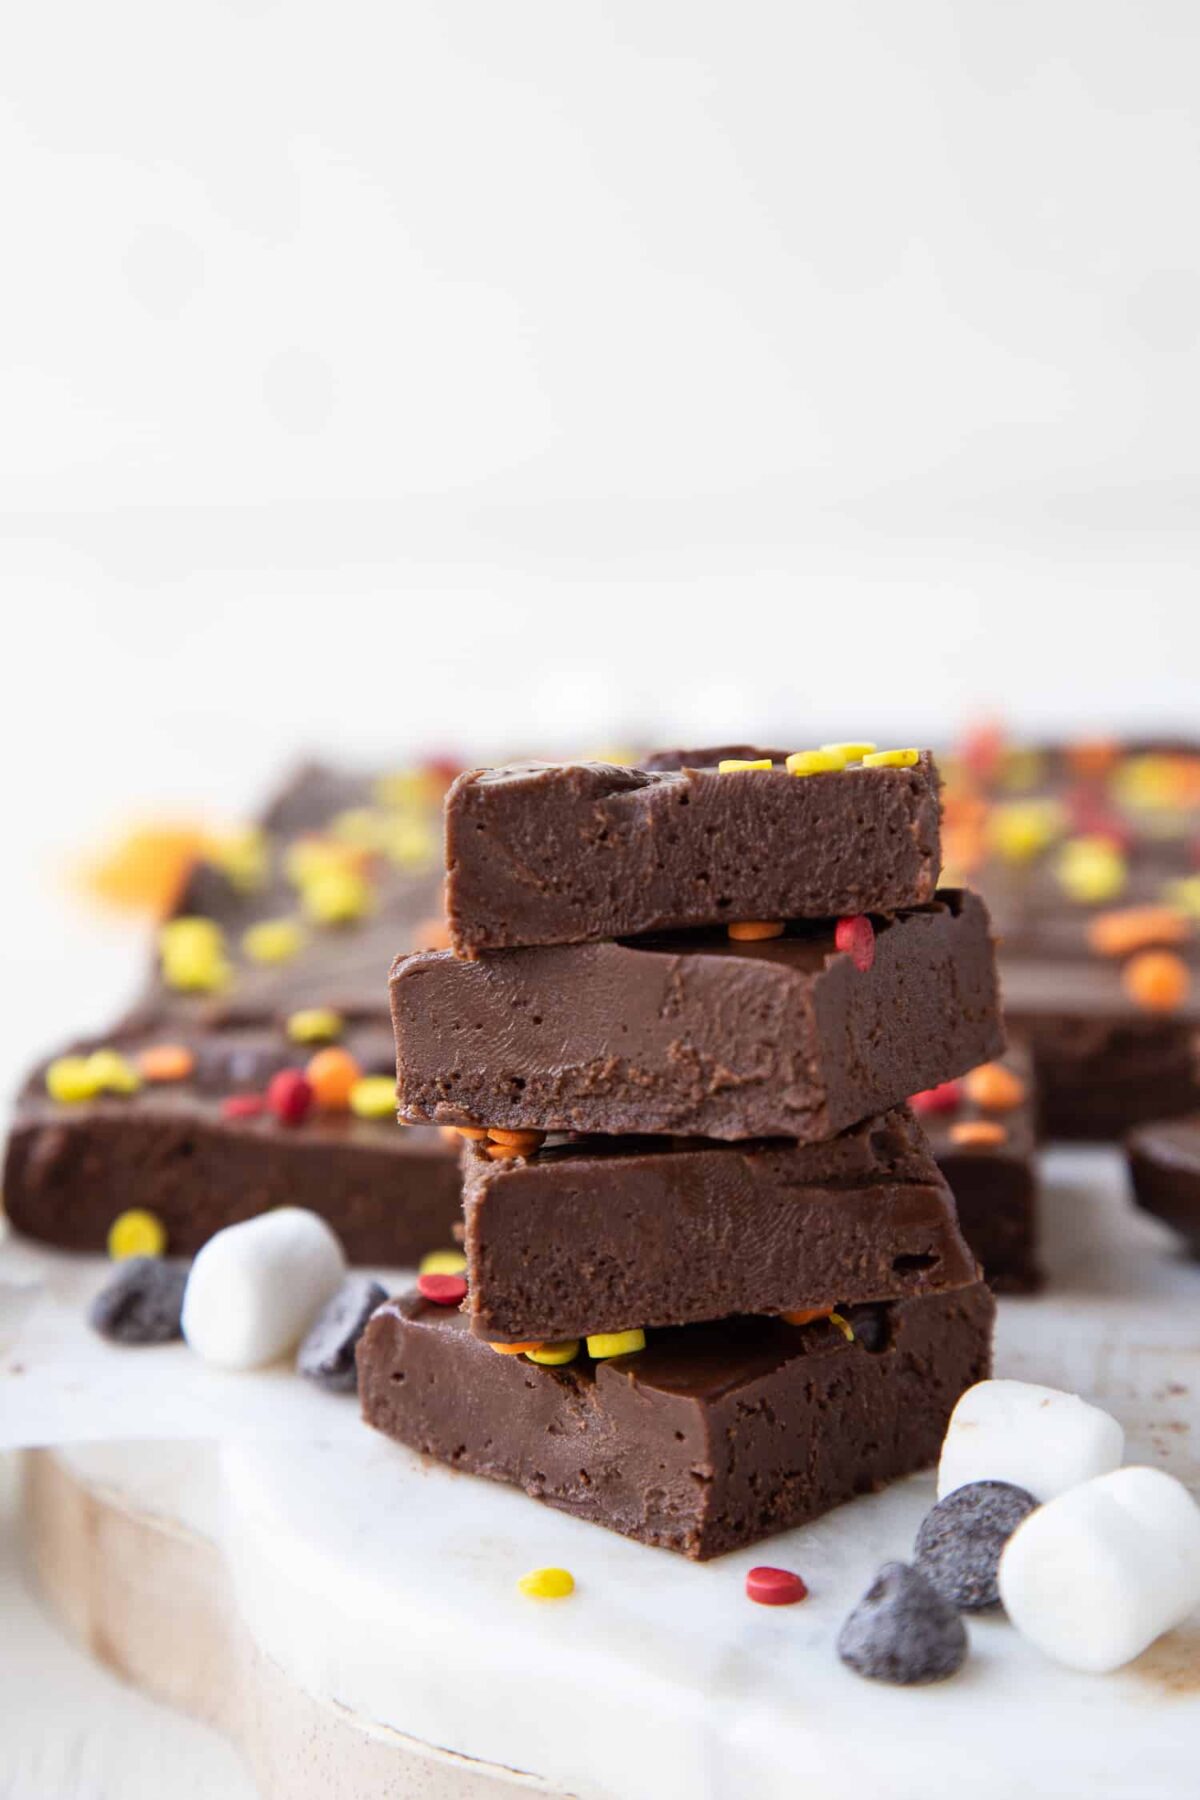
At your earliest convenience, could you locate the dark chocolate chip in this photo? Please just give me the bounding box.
[88,1257,190,1345]
[837,1561,968,1685]
[914,1479,1038,1610]
[297,1276,388,1392]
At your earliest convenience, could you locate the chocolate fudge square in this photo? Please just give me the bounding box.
[359,1282,995,1559]
[461,1107,978,1343]
[392,890,1003,1142]
[445,753,941,956]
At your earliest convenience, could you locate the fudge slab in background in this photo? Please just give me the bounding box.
[3,1022,459,1265]
[359,1281,995,1560]
[393,890,1003,1142]
[462,1108,978,1343]
[917,1048,1041,1294]
[1127,1115,1200,1255]
[445,754,941,956]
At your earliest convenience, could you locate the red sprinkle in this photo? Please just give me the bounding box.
[834,914,875,972]
[417,1272,468,1306]
[267,1068,313,1126]
[746,1566,808,1606]
[910,1080,962,1115]
[221,1093,264,1120]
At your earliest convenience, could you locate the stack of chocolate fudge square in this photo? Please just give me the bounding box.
[360,749,1004,1559]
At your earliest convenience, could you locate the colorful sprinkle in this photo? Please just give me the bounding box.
[286,1007,344,1045]
[488,1340,546,1355]
[829,1311,856,1341]
[305,1046,363,1111]
[962,1062,1026,1112]
[786,749,846,777]
[1056,835,1127,905]
[107,1208,167,1261]
[44,1056,97,1103]
[159,916,230,992]
[267,1069,314,1126]
[1087,905,1191,959]
[586,1329,646,1359]
[1122,950,1191,1014]
[835,914,875,972]
[821,742,876,763]
[909,1081,962,1115]
[137,1043,196,1083]
[518,1567,575,1600]
[419,1249,468,1276]
[948,1119,1008,1148]
[413,915,453,951]
[301,867,373,926]
[78,1049,142,1096]
[746,1566,808,1606]
[728,920,786,941]
[782,1306,834,1326]
[242,919,305,964]
[206,826,268,893]
[525,1339,581,1366]
[487,1128,546,1153]
[417,1272,468,1306]
[221,1094,265,1121]
[862,748,919,769]
[349,1076,398,1119]
[718,759,773,773]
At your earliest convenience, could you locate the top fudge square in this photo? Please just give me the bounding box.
[445,752,942,956]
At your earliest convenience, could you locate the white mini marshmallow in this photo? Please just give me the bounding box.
[182,1208,346,1371]
[937,1379,1124,1503]
[999,1466,1200,1672]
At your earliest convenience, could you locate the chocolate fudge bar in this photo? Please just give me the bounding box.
[1127,1115,1200,1255]
[392,890,1003,1142]
[3,1020,459,1264]
[914,1049,1041,1293]
[941,737,1200,1138]
[359,1281,995,1559]
[445,753,941,957]
[461,1107,978,1343]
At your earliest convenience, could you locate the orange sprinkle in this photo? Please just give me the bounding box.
[728,921,786,942]
[305,1046,363,1111]
[1087,905,1191,959]
[487,1128,546,1152]
[963,1062,1027,1112]
[455,1126,490,1141]
[439,1124,465,1145]
[413,914,453,951]
[1066,740,1120,780]
[949,1119,1007,1148]
[1122,950,1191,1014]
[488,1340,545,1355]
[80,824,208,918]
[782,1307,834,1326]
[136,1043,196,1084]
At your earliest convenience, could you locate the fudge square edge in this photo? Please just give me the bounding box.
[445,752,942,957]
[391,889,1004,1142]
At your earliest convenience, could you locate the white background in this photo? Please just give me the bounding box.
[1,6,1199,1784]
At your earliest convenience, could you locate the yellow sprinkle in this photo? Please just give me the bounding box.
[861,748,920,769]
[159,916,230,992]
[419,1249,468,1276]
[1056,836,1127,905]
[829,1311,856,1342]
[286,1007,344,1044]
[526,1339,581,1366]
[586,1328,646,1359]
[242,919,305,964]
[45,1056,100,1103]
[84,1049,141,1095]
[987,800,1063,865]
[302,867,372,926]
[206,826,268,893]
[331,807,392,851]
[107,1208,167,1261]
[786,749,846,777]
[384,815,439,871]
[348,1076,397,1119]
[820,742,876,762]
[372,768,444,810]
[1164,875,1200,921]
[717,759,773,773]
[517,1566,575,1600]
